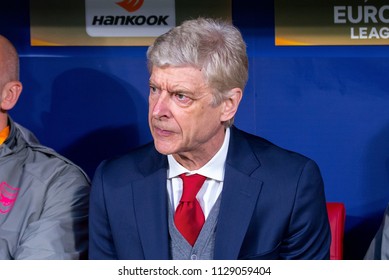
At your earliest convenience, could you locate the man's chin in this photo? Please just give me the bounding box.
[153,142,175,155]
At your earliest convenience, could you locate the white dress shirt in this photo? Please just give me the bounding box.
[167,128,230,219]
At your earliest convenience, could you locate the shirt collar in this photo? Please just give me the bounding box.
[168,127,230,182]
[0,126,10,145]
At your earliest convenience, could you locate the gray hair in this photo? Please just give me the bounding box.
[147,17,248,117]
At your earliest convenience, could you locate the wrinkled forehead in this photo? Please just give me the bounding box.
[150,65,206,87]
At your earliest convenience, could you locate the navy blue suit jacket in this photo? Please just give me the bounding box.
[89,126,330,259]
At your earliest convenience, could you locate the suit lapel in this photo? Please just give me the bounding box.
[214,127,263,259]
[132,151,170,259]
[129,128,264,259]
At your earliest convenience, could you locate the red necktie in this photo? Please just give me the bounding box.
[174,173,206,246]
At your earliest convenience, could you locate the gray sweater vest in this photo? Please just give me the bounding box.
[168,195,222,260]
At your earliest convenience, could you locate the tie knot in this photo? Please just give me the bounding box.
[179,174,206,202]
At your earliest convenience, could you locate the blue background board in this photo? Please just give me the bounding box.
[1,0,389,259]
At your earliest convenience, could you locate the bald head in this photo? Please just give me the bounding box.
[0,35,19,88]
[0,35,22,122]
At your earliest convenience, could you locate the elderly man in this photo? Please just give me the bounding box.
[89,18,330,260]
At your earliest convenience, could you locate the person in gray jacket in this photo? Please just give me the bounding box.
[364,204,389,260]
[0,35,90,259]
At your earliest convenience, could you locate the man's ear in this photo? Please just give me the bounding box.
[1,81,22,111]
[220,88,242,122]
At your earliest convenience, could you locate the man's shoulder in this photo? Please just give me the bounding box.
[230,126,313,165]
[95,141,165,178]
[13,122,90,183]
[104,141,158,165]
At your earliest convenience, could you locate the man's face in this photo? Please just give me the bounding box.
[148,65,227,165]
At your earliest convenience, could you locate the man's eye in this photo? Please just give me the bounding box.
[174,93,192,103]
[173,93,193,106]
[176,93,186,100]
[150,86,158,93]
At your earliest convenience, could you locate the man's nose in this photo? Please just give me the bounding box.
[151,91,170,118]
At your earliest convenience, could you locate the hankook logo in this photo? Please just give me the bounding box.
[85,0,175,38]
[116,0,144,13]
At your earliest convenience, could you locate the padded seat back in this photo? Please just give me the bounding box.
[326,202,346,260]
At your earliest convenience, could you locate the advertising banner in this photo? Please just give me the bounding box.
[275,0,389,45]
[30,0,231,46]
